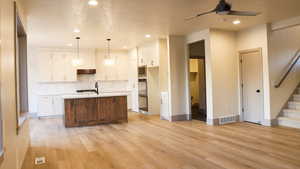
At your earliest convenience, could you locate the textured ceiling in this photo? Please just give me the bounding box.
[25,0,300,49]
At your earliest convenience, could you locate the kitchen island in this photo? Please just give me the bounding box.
[63,93,127,128]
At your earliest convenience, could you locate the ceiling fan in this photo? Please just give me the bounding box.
[186,0,260,21]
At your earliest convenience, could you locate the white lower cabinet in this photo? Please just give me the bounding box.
[37,95,63,116]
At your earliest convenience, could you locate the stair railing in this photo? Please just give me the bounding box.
[275,49,300,88]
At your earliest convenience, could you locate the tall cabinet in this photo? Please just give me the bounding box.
[137,40,164,114]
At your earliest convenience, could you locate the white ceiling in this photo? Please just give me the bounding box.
[25,0,300,49]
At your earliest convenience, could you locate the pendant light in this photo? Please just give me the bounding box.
[104,38,115,66]
[72,37,82,67]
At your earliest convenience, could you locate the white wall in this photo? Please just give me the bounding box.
[269,21,300,119]
[168,35,190,118]
[0,0,30,169]
[209,29,239,120]
[236,24,271,124]
[186,29,213,121]
[186,29,239,123]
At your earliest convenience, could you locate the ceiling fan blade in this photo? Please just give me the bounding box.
[228,10,260,16]
[185,10,216,21]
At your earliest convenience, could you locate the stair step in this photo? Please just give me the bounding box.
[278,117,300,129]
[293,94,300,101]
[283,109,300,118]
[288,101,300,109]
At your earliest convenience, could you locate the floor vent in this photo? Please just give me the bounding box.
[219,116,236,125]
[35,157,46,165]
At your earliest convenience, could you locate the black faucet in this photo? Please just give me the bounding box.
[95,81,99,95]
[76,81,99,95]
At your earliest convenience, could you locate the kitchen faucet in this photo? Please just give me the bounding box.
[76,81,99,95]
[95,81,99,95]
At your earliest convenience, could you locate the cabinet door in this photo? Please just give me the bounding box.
[53,96,63,115]
[113,96,128,121]
[97,97,114,122]
[138,47,147,66]
[95,51,106,80]
[116,55,129,80]
[37,96,54,116]
[75,98,97,123]
[52,53,66,82]
[37,52,53,82]
[146,42,159,67]
[106,66,117,80]
[64,53,77,81]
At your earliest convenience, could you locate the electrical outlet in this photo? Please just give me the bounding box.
[35,157,46,165]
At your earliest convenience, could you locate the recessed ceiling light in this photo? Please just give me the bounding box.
[73,28,80,33]
[88,0,98,6]
[145,34,151,38]
[67,43,73,47]
[233,20,241,25]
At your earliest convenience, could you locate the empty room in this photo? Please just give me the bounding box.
[1,0,300,169]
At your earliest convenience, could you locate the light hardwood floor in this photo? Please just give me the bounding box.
[22,113,300,169]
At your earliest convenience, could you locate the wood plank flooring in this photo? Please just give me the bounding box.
[21,113,300,169]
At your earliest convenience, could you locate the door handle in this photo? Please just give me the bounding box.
[256,89,261,93]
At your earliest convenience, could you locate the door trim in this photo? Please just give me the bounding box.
[239,48,264,123]
[187,40,207,122]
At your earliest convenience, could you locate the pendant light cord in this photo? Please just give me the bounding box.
[107,38,111,59]
[76,37,80,59]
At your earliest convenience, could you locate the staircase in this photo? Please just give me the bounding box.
[278,89,300,129]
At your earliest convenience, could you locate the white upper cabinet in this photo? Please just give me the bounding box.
[138,47,148,66]
[95,50,129,81]
[37,50,77,82]
[138,40,160,67]
[64,53,77,82]
[37,52,53,82]
[52,53,66,81]
[76,49,96,69]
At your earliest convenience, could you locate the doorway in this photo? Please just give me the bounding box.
[240,49,264,124]
[188,41,207,121]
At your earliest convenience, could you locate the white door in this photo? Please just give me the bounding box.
[241,50,264,124]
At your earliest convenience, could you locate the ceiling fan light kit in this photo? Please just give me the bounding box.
[186,0,260,21]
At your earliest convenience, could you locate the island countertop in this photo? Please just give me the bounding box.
[62,93,128,99]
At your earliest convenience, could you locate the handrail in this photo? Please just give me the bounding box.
[275,49,300,88]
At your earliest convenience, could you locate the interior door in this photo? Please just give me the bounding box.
[241,50,264,124]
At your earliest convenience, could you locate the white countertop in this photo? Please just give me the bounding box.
[62,93,128,99]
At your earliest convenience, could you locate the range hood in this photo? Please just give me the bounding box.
[77,69,96,75]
